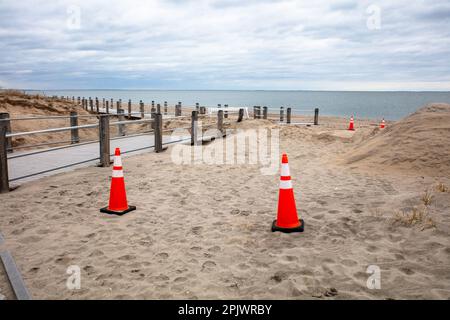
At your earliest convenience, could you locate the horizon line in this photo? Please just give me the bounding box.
[18,88,450,93]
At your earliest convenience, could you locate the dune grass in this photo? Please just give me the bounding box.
[392,206,436,230]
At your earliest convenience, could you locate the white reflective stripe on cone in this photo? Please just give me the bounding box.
[113,156,123,167]
[112,170,124,178]
[279,180,292,189]
[280,163,290,177]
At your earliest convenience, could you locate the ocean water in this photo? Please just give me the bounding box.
[29,90,450,120]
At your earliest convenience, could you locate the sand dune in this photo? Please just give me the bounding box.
[340,103,450,178]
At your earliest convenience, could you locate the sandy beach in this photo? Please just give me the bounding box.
[1,101,449,300]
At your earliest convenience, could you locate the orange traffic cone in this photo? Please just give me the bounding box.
[100,148,136,215]
[272,153,304,233]
[380,118,385,129]
[348,116,355,131]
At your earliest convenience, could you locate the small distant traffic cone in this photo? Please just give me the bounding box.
[348,116,355,131]
[380,118,385,129]
[272,153,304,233]
[100,148,136,215]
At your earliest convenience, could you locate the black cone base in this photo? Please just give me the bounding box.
[272,219,304,233]
[100,205,136,216]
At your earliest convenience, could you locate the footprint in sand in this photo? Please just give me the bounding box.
[282,255,299,262]
[152,274,170,282]
[341,259,358,267]
[83,265,95,275]
[88,249,104,257]
[270,271,289,283]
[118,254,136,261]
[54,256,72,265]
[366,245,380,253]
[237,263,250,270]
[201,261,216,272]
[29,267,40,274]
[208,246,221,252]
[399,267,415,275]
[394,253,405,260]
[190,226,203,236]
[155,252,169,259]
[174,276,188,283]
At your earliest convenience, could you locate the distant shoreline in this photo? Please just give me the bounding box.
[21,89,450,93]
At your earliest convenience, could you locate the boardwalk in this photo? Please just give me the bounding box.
[7,133,190,184]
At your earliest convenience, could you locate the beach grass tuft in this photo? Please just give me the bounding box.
[421,189,433,206]
[436,182,449,193]
[391,207,436,230]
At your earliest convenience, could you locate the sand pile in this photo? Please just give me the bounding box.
[341,103,450,178]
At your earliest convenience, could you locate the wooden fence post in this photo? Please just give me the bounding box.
[99,115,110,167]
[128,99,132,119]
[191,110,198,145]
[0,113,12,152]
[287,107,291,124]
[110,99,113,113]
[175,103,182,117]
[151,110,156,130]
[253,106,257,119]
[195,103,199,112]
[224,104,228,119]
[164,101,168,115]
[154,113,166,153]
[280,107,284,122]
[89,97,93,112]
[237,108,244,122]
[217,110,224,137]
[0,122,10,193]
[106,100,109,114]
[118,109,126,136]
[263,106,268,119]
[102,98,105,109]
[140,100,144,119]
[257,106,262,119]
[314,108,319,125]
[96,98,99,113]
[70,111,80,144]
[77,97,80,105]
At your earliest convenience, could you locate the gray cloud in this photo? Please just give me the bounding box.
[0,0,449,90]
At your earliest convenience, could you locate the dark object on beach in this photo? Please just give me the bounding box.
[237,108,244,122]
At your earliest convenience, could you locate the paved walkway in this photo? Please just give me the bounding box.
[7,133,190,184]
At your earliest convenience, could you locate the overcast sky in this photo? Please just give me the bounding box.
[0,0,449,90]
